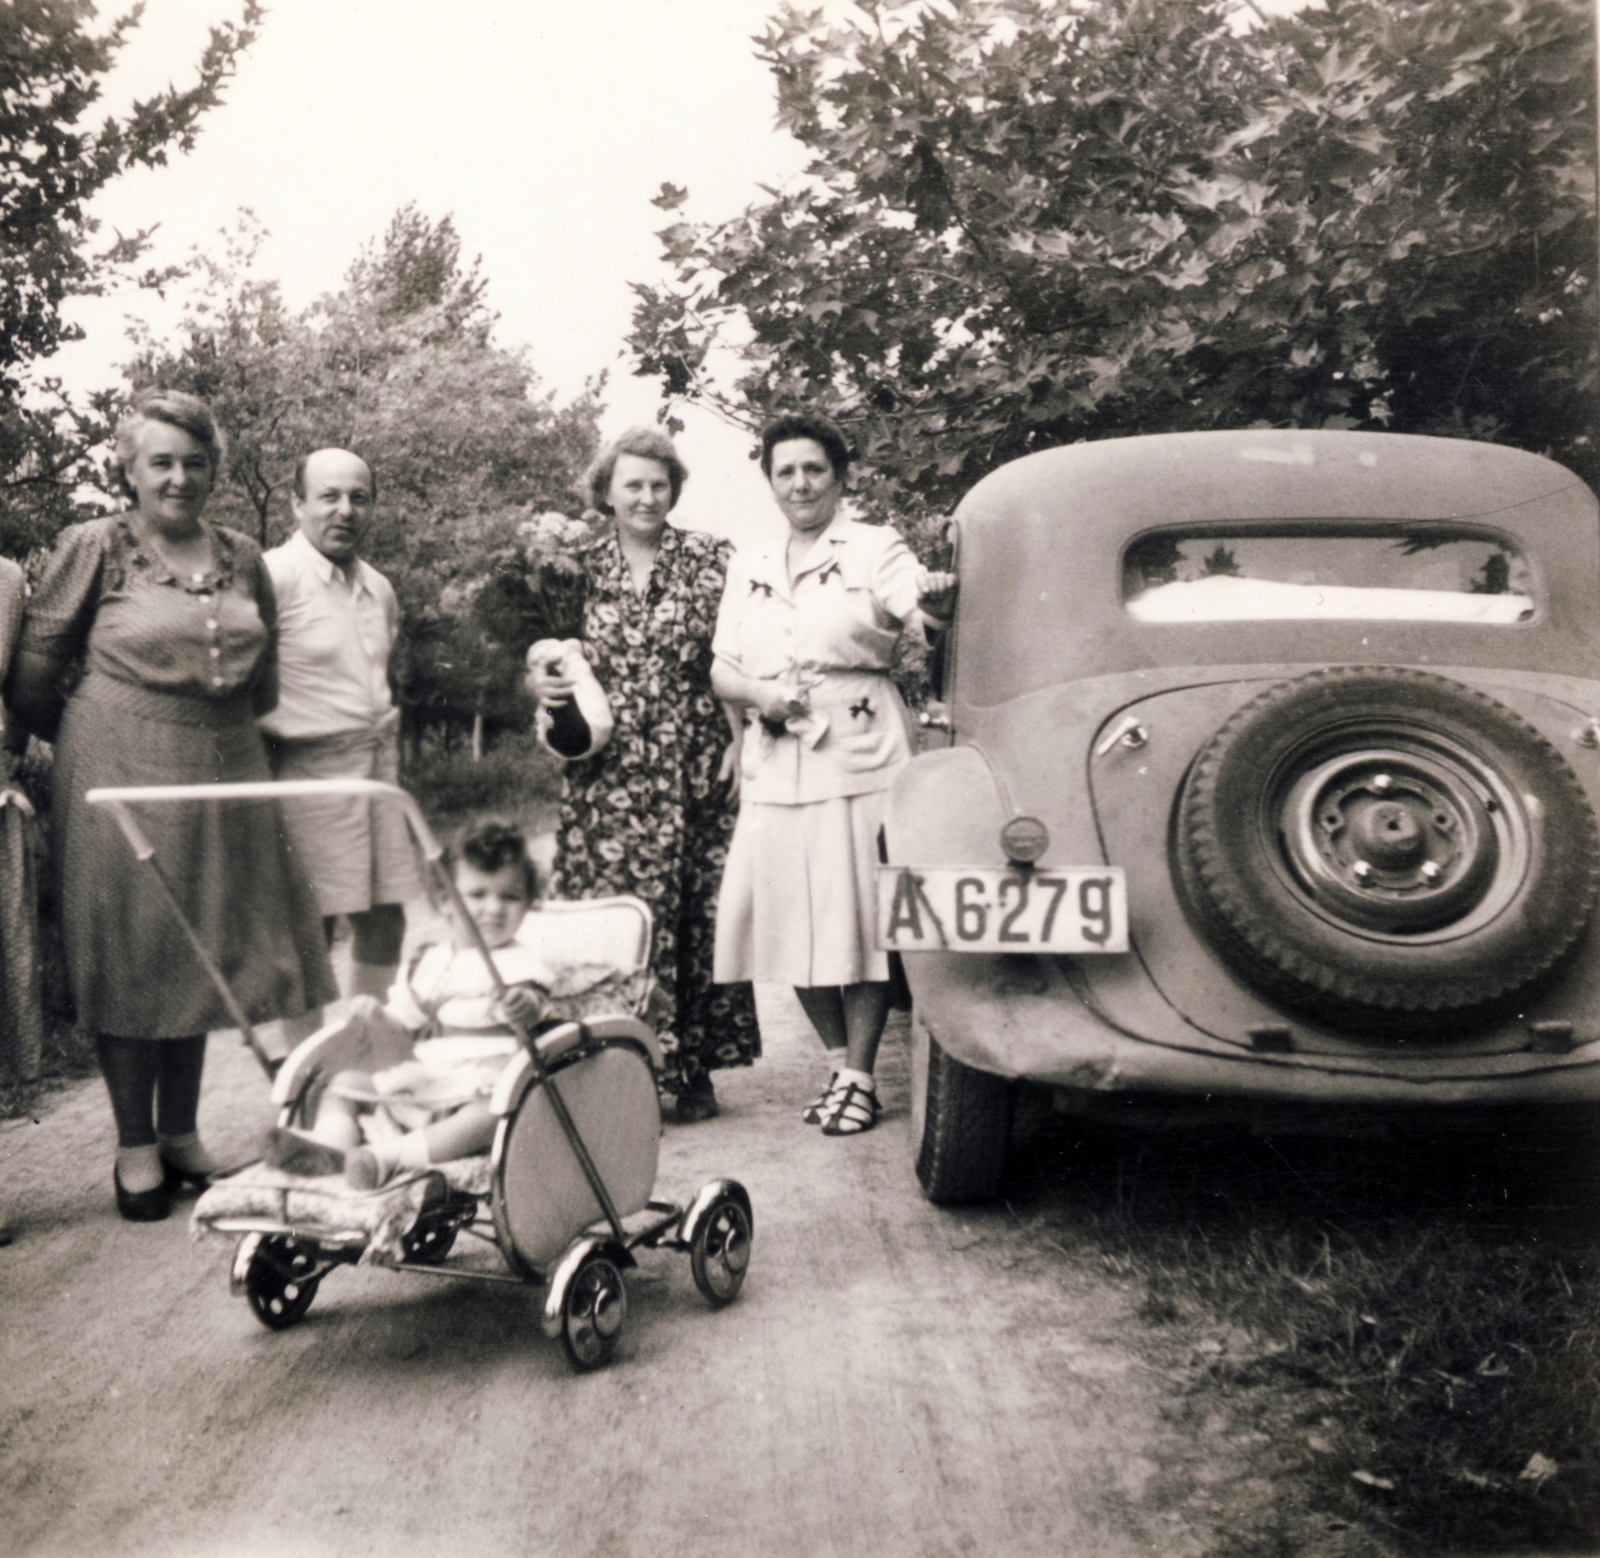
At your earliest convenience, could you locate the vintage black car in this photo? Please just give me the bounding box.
[880,429,1600,1202]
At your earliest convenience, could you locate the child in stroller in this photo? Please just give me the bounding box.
[264,818,570,1189]
[94,773,749,1366]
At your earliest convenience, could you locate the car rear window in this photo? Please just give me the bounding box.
[1121,527,1536,624]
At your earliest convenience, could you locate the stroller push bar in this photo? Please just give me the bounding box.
[87,777,446,863]
[85,777,629,1242]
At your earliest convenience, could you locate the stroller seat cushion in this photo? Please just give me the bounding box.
[191,1156,492,1266]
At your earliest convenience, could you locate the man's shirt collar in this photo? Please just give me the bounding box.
[289,526,372,595]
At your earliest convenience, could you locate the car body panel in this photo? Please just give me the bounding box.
[885,430,1600,1111]
[950,430,1600,708]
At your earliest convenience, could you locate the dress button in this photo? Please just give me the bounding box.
[208,646,221,658]
[211,676,224,688]
[206,619,218,631]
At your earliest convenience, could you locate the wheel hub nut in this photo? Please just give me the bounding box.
[1421,861,1442,882]
[1352,861,1372,881]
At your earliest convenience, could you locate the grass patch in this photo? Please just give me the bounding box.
[1007,1101,1600,1555]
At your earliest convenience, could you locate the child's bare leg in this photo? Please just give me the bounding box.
[264,1071,371,1174]
[345,1101,496,1189]
[423,1101,496,1162]
[310,1072,371,1148]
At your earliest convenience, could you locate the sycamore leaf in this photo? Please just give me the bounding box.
[622,0,1599,530]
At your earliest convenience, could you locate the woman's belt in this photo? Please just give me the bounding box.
[756,668,904,747]
[73,671,257,727]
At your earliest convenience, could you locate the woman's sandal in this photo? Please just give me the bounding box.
[801,1079,840,1125]
[820,1080,881,1137]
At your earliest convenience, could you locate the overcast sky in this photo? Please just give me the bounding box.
[55,0,831,541]
[56,0,1306,545]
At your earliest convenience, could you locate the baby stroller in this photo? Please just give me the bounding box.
[86,777,752,1370]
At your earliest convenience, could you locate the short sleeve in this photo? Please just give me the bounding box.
[8,520,110,739]
[712,545,752,668]
[18,519,109,660]
[865,525,925,627]
[0,557,25,684]
[231,532,281,718]
[0,558,25,753]
[386,942,450,1033]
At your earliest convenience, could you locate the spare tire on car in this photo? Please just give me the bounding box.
[1176,667,1600,1034]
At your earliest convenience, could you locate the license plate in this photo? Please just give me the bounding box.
[876,865,1128,954]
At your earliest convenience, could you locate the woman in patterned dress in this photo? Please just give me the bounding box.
[524,428,759,1122]
[9,389,337,1221]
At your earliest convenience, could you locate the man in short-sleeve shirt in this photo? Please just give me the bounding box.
[260,448,420,1028]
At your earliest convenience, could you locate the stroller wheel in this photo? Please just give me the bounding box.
[241,1234,321,1331]
[402,1188,476,1266]
[402,1221,458,1265]
[690,1194,752,1307]
[561,1252,627,1370]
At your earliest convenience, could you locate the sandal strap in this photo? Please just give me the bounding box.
[821,1080,880,1135]
[801,1075,845,1124]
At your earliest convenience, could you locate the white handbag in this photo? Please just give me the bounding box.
[527,638,614,760]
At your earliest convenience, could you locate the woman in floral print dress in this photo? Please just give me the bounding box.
[525,428,759,1121]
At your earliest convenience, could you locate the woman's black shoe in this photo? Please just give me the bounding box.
[114,1168,171,1222]
[674,1079,720,1125]
[161,1158,210,1193]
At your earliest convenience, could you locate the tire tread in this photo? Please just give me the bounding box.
[915,1031,1011,1205]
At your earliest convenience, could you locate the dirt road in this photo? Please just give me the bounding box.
[1,989,1250,1558]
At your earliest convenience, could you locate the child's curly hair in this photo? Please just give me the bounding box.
[445,818,539,902]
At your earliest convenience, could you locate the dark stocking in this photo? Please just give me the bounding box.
[96,1034,161,1149]
[155,1035,207,1139]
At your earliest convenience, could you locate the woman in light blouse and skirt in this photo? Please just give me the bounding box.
[711,414,956,1136]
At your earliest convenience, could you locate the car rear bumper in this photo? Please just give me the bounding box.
[905,951,1600,1107]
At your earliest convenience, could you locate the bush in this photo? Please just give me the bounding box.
[404,728,563,838]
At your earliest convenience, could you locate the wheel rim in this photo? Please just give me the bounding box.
[693,1200,751,1303]
[403,1224,457,1264]
[565,1258,626,1366]
[247,1238,319,1327]
[1272,723,1530,943]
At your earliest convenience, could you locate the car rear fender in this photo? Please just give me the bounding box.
[883,746,1012,871]
[884,747,1123,1077]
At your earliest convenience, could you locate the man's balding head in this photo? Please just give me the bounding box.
[292,448,376,566]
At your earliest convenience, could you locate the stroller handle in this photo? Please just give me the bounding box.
[85,779,444,864]
[87,777,635,1242]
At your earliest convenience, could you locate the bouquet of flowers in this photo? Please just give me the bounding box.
[516,510,600,643]
[516,510,611,760]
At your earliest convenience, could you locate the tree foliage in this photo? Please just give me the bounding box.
[127,206,604,746]
[0,0,261,555]
[628,0,1597,538]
